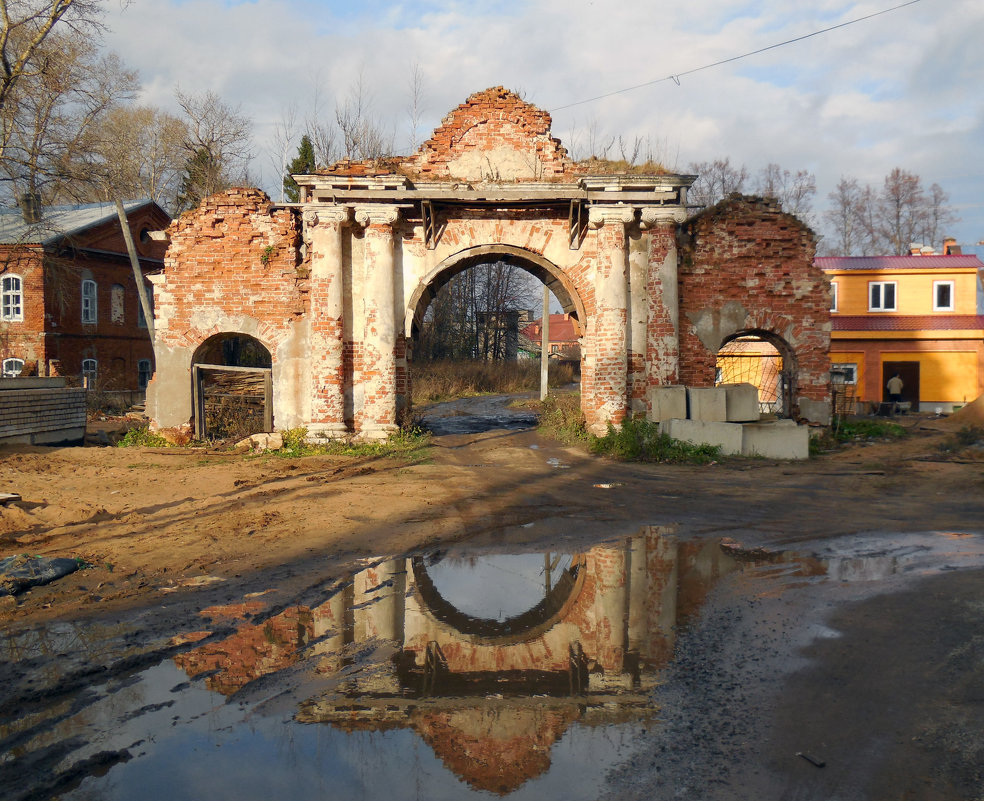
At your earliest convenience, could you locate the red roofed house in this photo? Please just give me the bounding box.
[817,250,984,412]
[521,313,581,361]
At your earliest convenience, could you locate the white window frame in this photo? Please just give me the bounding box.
[831,363,857,384]
[868,281,897,312]
[2,357,24,377]
[933,280,954,311]
[81,358,97,383]
[1,274,23,322]
[137,358,152,388]
[830,281,838,312]
[81,279,97,323]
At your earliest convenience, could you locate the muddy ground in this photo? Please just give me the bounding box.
[2,398,984,799]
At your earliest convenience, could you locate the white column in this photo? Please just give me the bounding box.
[354,205,400,438]
[304,206,349,438]
[639,207,688,404]
[588,204,635,433]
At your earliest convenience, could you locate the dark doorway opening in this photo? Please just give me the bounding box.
[882,361,919,408]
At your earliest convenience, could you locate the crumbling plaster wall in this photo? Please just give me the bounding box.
[147,188,309,432]
[678,195,831,422]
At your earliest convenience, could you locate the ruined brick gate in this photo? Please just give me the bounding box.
[148,88,831,438]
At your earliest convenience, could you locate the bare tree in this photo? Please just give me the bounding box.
[269,101,298,202]
[0,32,137,203]
[75,105,187,208]
[406,61,424,152]
[175,88,253,210]
[305,76,339,167]
[822,169,956,255]
[0,0,107,117]
[754,163,816,220]
[687,157,748,209]
[335,74,392,160]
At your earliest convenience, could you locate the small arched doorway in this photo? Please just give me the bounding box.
[715,330,796,416]
[192,333,273,439]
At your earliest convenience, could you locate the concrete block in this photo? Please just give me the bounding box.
[649,385,688,422]
[722,383,760,422]
[798,397,831,425]
[741,422,809,460]
[687,387,727,422]
[0,377,67,390]
[660,418,744,456]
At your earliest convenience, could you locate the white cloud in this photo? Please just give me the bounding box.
[101,0,984,244]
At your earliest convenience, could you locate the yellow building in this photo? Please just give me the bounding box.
[817,253,984,412]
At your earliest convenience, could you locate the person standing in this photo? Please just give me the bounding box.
[886,372,904,413]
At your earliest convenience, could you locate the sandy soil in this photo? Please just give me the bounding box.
[1,401,983,798]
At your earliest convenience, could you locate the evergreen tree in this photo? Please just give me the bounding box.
[283,135,316,203]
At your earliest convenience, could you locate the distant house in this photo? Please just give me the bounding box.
[521,313,582,361]
[817,249,984,412]
[0,199,170,398]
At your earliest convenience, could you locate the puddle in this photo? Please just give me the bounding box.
[3,528,984,800]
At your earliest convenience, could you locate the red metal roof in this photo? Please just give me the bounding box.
[521,314,579,342]
[831,314,984,331]
[816,255,984,271]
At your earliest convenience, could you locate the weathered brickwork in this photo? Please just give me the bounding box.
[152,90,830,436]
[678,195,831,415]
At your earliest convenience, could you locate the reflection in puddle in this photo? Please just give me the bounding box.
[3,529,984,800]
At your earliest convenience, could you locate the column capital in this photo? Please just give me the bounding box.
[638,206,688,228]
[304,205,351,228]
[354,205,400,228]
[588,204,635,230]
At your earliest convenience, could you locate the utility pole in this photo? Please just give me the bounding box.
[115,200,156,345]
[539,284,550,400]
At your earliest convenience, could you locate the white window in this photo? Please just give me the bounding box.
[868,281,897,311]
[81,358,97,383]
[830,281,838,312]
[111,284,125,324]
[2,357,24,377]
[831,363,857,384]
[2,274,23,321]
[137,359,152,388]
[81,279,97,323]
[933,280,954,311]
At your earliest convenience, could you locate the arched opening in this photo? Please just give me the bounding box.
[192,333,273,439]
[411,551,585,643]
[715,329,796,417]
[404,245,586,411]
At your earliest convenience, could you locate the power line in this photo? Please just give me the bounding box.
[551,0,923,112]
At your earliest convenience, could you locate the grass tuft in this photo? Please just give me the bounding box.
[116,426,172,448]
[588,418,721,464]
[411,360,576,405]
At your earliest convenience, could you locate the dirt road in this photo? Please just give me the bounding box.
[1,400,983,799]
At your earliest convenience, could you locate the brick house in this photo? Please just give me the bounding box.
[0,199,169,396]
[818,251,984,411]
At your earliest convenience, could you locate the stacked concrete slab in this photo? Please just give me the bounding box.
[0,377,86,446]
[649,383,809,459]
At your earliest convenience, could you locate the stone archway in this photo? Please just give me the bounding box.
[151,89,830,439]
[191,333,273,439]
[716,329,797,417]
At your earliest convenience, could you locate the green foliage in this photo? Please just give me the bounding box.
[283,134,316,203]
[275,425,431,462]
[260,244,276,264]
[116,426,172,448]
[833,419,907,443]
[535,393,588,444]
[589,419,721,464]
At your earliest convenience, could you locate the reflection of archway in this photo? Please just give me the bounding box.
[411,553,585,643]
[405,244,585,348]
[715,329,795,416]
[192,333,273,439]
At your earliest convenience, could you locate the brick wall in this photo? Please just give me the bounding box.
[678,195,831,413]
[157,188,305,358]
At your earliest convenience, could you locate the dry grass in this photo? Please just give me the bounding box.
[410,359,577,404]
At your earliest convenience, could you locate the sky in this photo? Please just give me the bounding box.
[102,0,984,247]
